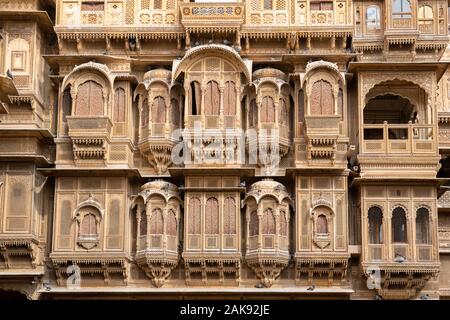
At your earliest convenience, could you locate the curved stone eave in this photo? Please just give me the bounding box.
[171,44,252,84]
[241,193,294,210]
[302,60,346,87]
[62,61,115,92]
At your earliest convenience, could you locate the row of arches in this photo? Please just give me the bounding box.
[368,206,431,245]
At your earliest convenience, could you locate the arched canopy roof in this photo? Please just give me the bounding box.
[172,44,252,84]
[62,61,114,91]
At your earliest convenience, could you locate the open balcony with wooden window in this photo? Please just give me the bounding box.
[357,78,440,179]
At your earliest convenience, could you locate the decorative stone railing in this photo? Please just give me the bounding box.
[179,2,244,30]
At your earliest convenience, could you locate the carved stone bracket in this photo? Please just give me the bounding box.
[246,258,289,288]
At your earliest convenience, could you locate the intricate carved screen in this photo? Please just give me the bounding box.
[80,213,97,237]
[310,80,334,115]
[114,87,126,122]
[75,80,104,116]
[205,197,219,234]
[166,209,177,236]
[316,214,328,234]
[262,208,276,234]
[261,96,275,122]
[188,197,201,234]
[141,98,149,127]
[249,210,259,236]
[150,208,164,234]
[151,96,166,123]
[280,210,287,236]
[140,210,147,236]
[223,197,236,234]
[223,81,236,116]
[204,81,220,116]
[279,98,288,125]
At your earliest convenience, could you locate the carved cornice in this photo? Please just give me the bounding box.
[243,178,293,207]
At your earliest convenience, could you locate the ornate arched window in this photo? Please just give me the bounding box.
[279,99,288,126]
[204,81,220,115]
[188,197,201,234]
[316,214,328,234]
[311,80,333,115]
[141,98,149,127]
[392,207,407,243]
[150,208,164,235]
[79,213,97,238]
[366,5,381,30]
[249,210,259,236]
[171,98,180,126]
[114,87,126,122]
[166,209,177,236]
[368,206,383,244]
[416,207,431,244]
[261,96,275,122]
[418,5,433,32]
[262,208,276,234]
[151,96,166,123]
[392,0,412,19]
[75,80,104,116]
[205,197,219,234]
[280,210,288,236]
[223,197,236,234]
[223,81,236,116]
[249,99,258,127]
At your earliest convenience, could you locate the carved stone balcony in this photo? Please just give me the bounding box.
[180,2,244,32]
[66,115,112,165]
[132,180,182,287]
[304,115,340,164]
[362,242,439,299]
[243,179,293,287]
[0,237,41,271]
